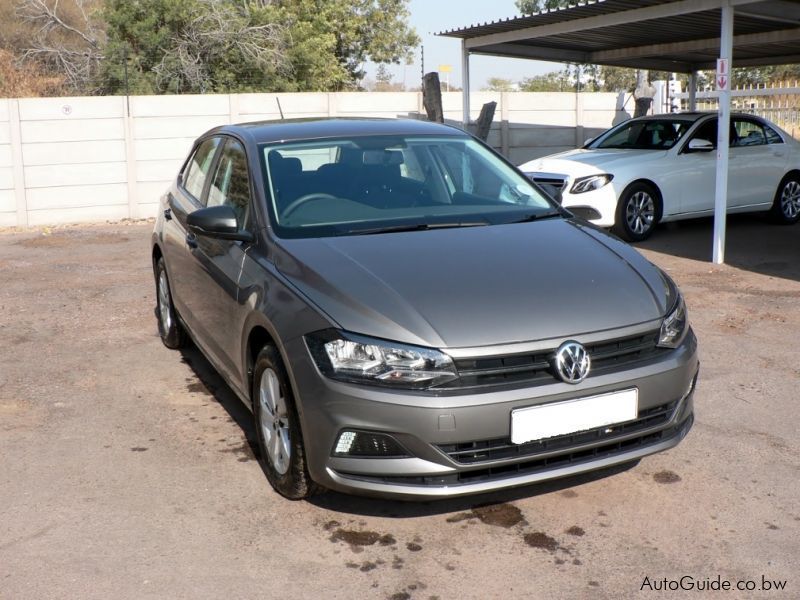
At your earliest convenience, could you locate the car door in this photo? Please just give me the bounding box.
[182,137,256,383]
[162,136,222,334]
[729,117,787,208]
[673,117,719,215]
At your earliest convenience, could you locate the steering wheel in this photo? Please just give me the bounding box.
[281,193,338,219]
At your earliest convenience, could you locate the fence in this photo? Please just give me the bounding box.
[0,91,625,227]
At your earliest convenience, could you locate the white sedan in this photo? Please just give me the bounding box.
[519,112,800,241]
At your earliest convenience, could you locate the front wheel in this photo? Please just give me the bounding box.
[613,183,662,242]
[769,174,800,224]
[252,345,321,500]
[155,257,186,349]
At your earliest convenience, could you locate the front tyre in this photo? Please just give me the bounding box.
[770,174,800,224]
[155,257,186,349]
[252,345,320,500]
[613,182,662,242]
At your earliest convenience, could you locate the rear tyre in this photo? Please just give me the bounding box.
[613,182,662,242]
[252,345,321,500]
[155,257,186,349]
[769,174,800,224]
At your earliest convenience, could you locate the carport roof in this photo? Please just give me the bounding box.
[439,0,800,73]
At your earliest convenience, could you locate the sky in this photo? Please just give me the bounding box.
[364,0,563,90]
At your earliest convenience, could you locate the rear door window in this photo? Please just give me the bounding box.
[182,138,221,203]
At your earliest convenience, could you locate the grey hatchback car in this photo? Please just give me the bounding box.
[152,118,698,500]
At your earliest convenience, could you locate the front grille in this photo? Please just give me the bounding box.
[440,331,665,389]
[526,173,567,202]
[438,400,678,464]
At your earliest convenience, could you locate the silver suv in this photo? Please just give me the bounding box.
[152,118,698,500]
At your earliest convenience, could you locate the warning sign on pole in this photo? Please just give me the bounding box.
[716,58,729,91]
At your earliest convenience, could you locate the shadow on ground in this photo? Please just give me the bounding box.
[638,214,800,282]
[177,339,640,517]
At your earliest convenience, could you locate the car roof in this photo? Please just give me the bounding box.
[209,117,468,144]
[631,111,773,123]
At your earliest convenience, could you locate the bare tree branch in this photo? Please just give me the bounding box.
[16,0,104,92]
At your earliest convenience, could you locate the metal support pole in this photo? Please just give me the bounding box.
[461,40,471,129]
[713,2,733,264]
[689,71,697,111]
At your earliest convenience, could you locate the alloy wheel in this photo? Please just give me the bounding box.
[780,180,800,219]
[625,191,655,235]
[258,368,292,475]
[158,270,173,332]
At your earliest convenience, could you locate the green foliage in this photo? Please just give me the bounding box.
[732,65,800,87]
[100,0,419,94]
[515,0,570,13]
[519,71,570,92]
[483,77,515,92]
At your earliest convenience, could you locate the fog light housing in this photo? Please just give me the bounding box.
[332,430,410,458]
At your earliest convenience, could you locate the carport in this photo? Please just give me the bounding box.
[440,0,800,263]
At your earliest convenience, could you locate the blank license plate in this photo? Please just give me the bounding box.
[511,389,638,445]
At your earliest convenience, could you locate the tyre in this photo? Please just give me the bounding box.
[769,174,800,224]
[252,345,320,500]
[155,257,186,349]
[613,182,662,242]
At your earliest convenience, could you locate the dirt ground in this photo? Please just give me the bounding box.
[1,216,798,600]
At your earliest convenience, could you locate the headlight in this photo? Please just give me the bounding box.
[570,174,613,194]
[658,294,688,348]
[306,330,457,389]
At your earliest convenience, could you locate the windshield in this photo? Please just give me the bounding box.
[260,135,555,238]
[591,119,693,150]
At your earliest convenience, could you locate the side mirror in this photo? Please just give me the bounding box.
[686,138,715,153]
[187,205,255,243]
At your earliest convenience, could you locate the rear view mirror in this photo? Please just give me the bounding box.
[687,138,715,152]
[363,149,404,166]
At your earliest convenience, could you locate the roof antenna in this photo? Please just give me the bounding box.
[276,96,285,120]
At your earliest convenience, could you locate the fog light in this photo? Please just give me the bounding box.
[332,430,410,458]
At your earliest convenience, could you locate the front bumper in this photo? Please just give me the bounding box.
[285,330,698,500]
[528,171,619,228]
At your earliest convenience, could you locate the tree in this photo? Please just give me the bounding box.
[100,0,289,94]
[515,0,569,13]
[13,0,105,93]
[483,77,515,92]
[272,0,419,91]
[100,0,419,94]
[519,71,570,92]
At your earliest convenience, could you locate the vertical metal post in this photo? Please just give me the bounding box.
[713,2,733,264]
[689,71,697,111]
[123,47,131,117]
[461,40,471,129]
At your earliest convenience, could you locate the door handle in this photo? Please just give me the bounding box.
[186,233,198,249]
[164,208,172,220]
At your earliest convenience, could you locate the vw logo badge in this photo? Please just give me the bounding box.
[554,341,590,384]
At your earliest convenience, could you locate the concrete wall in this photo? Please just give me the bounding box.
[0,91,626,227]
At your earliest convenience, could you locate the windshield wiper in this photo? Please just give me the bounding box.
[346,221,489,236]
[503,210,562,224]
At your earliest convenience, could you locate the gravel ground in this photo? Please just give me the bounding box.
[1,216,798,600]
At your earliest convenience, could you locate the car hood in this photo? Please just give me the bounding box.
[273,219,672,349]
[521,148,669,178]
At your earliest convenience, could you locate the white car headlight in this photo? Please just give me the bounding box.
[570,174,613,194]
[306,330,457,389]
[658,294,688,348]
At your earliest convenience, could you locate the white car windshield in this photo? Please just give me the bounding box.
[591,119,693,150]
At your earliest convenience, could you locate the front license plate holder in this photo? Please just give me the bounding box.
[511,388,639,445]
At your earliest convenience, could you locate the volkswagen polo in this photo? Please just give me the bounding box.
[152,118,698,500]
